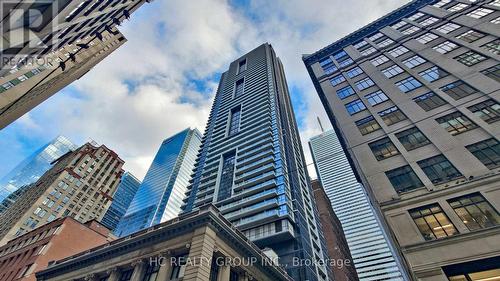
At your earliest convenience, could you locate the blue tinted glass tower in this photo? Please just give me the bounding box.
[115,128,202,237]
[310,130,406,281]
[0,136,77,208]
[181,44,330,281]
[101,172,141,231]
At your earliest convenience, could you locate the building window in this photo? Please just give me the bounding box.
[382,64,404,78]
[345,99,366,115]
[339,58,354,68]
[448,193,500,231]
[466,138,500,169]
[378,38,395,48]
[418,16,439,26]
[368,137,400,160]
[448,3,469,12]
[395,127,431,151]
[419,66,449,82]
[365,90,389,105]
[416,33,439,44]
[355,116,381,135]
[353,40,368,49]
[330,74,346,86]
[378,106,407,125]
[143,263,160,281]
[217,152,236,201]
[229,270,239,281]
[467,8,494,19]
[238,59,247,73]
[369,32,384,41]
[440,81,477,100]
[319,57,337,74]
[403,55,426,68]
[408,12,425,20]
[209,256,219,281]
[456,30,485,43]
[436,23,461,34]
[432,41,459,54]
[371,55,389,66]
[436,111,477,135]
[454,51,487,66]
[355,77,375,90]
[417,154,463,184]
[333,50,349,61]
[392,21,408,30]
[336,86,355,99]
[360,47,377,56]
[386,165,424,193]
[468,99,500,123]
[481,64,500,83]
[433,0,451,8]
[491,16,500,24]
[388,46,410,57]
[170,256,187,280]
[413,92,447,111]
[409,204,458,240]
[402,25,421,35]
[443,256,500,281]
[396,76,422,93]
[119,269,134,281]
[482,39,500,55]
[345,66,363,78]
[228,107,241,136]
[234,78,244,98]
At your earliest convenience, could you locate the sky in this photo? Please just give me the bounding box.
[0,0,410,181]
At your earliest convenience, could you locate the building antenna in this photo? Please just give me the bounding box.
[317,116,324,133]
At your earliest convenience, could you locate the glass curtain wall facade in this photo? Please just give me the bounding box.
[101,172,141,231]
[304,0,500,280]
[310,130,406,281]
[0,136,76,208]
[114,128,202,237]
[181,43,330,281]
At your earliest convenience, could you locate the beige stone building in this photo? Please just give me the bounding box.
[304,0,500,280]
[0,0,150,129]
[35,205,293,281]
[0,142,124,245]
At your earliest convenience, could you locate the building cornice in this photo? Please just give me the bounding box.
[36,205,292,281]
[302,0,437,65]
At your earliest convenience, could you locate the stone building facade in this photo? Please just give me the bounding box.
[304,0,500,280]
[0,142,124,245]
[35,205,293,281]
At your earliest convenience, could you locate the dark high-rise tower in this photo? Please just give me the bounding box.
[182,43,330,281]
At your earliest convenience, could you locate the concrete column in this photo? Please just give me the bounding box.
[130,259,147,281]
[183,226,217,281]
[107,267,120,281]
[217,265,230,281]
[156,253,172,281]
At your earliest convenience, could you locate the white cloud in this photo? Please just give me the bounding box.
[4,0,410,180]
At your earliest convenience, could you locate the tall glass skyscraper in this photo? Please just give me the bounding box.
[181,44,330,281]
[101,172,141,231]
[0,136,77,207]
[114,128,202,237]
[310,130,406,281]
